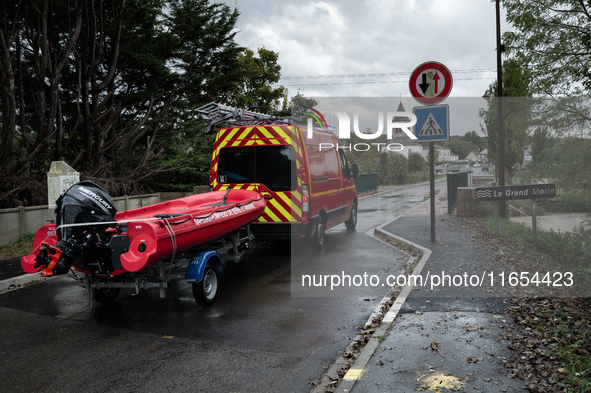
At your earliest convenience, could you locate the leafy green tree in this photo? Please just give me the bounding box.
[0,0,252,203]
[501,0,591,135]
[501,1,591,190]
[443,132,485,160]
[526,138,591,192]
[355,148,380,174]
[479,59,532,181]
[408,151,425,173]
[432,148,441,164]
[530,128,557,159]
[149,0,244,192]
[503,0,591,95]
[462,131,487,151]
[230,47,286,113]
[385,153,408,185]
[445,139,472,160]
[288,91,319,121]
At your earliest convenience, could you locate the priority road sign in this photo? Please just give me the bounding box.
[409,61,453,105]
[413,105,449,142]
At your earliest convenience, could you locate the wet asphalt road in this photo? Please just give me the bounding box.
[0,181,444,393]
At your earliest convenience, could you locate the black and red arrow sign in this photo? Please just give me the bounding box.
[409,61,453,105]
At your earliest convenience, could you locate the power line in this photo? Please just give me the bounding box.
[281,77,495,87]
[280,68,496,81]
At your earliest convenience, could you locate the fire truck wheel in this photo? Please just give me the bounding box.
[193,265,219,307]
[314,217,326,248]
[92,287,121,304]
[345,202,358,229]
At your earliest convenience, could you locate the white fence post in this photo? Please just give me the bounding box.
[47,161,80,209]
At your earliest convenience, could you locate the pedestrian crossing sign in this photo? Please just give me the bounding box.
[412,105,450,142]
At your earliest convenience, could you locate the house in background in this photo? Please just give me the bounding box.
[422,144,451,161]
[465,151,480,163]
[479,149,488,162]
[465,149,488,163]
[382,136,424,158]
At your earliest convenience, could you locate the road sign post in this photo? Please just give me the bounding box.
[409,61,453,243]
[430,142,435,243]
[532,199,537,246]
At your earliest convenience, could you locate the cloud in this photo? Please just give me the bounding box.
[222,0,507,98]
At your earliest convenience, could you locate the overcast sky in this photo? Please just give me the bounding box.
[219,0,510,135]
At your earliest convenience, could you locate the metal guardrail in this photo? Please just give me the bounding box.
[446,172,469,213]
[355,173,379,194]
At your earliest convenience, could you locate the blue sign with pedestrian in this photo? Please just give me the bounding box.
[412,105,449,142]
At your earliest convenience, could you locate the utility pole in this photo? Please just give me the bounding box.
[496,0,506,217]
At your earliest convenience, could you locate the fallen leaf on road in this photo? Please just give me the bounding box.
[430,341,440,351]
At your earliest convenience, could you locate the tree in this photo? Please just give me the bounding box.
[0,0,84,206]
[530,128,557,159]
[384,153,408,186]
[501,0,591,189]
[148,0,244,192]
[526,138,591,192]
[408,151,425,173]
[356,149,380,175]
[502,0,591,136]
[230,47,286,113]
[503,0,591,96]
[442,132,485,161]
[0,0,248,205]
[445,139,472,160]
[479,59,532,182]
[462,131,487,152]
[288,91,319,120]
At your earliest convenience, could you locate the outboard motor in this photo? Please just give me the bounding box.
[34,181,117,276]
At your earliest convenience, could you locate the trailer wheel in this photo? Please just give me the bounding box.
[314,217,326,248]
[93,287,121,304]
[345,201,358,229]
[193,265,219,307]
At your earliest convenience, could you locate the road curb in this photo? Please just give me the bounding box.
[332,218,432,393]
[0,272,50,293]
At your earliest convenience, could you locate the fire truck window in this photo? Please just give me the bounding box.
[338,149,348,171]
[218,147,254,183]
[255,146,297,191]
[218,146,296,191]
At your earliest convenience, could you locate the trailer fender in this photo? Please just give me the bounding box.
[185,251,224,283]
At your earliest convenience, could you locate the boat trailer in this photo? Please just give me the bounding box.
[74,228,254,307]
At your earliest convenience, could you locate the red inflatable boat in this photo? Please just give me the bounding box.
[22,181,266,278]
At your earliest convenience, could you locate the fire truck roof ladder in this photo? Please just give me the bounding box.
[196,102,297,133]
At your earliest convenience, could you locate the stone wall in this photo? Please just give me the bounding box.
[1,193,157,247]
[457,187,503,217]
[471,175,495,187]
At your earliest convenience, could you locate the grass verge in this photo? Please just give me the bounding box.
[482,217,591,391]
[0,233,34,260]
[483,217,591,295]
[507,297,591,392]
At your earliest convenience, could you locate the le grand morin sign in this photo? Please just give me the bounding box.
[475,184,556,202]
